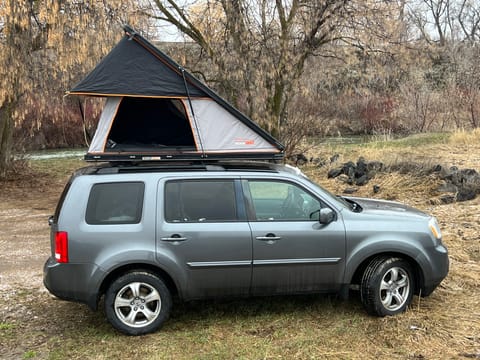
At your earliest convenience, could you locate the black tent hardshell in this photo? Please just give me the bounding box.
[69,25,284,162]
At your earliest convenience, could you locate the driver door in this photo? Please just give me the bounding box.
[244,179,346,295]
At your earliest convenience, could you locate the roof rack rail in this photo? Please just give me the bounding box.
[84,153,285,163]
[93,160,280,174]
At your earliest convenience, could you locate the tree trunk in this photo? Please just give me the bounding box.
[0,102,14,178]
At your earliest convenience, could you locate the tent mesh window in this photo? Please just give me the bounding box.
[106,97,196,151]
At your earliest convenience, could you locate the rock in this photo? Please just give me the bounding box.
[460,168,476,176]
[336,174,351,183]
[343,188,358,194]
[328,168,342,178]
[288,153,308,166]
[367,161,384,172]
[439,167,454,180]
[366,170,376,180]
[440,194,455,204]
[355,157,368,178]
[342,161,356,178]
[432,164,442,172]
[456,188,477,202]
[437,182,458,193]
[373,185,380,193]
[327,157,382,187]
[355,175,369,186]
[295,153,308,166]
[459,169,480,186]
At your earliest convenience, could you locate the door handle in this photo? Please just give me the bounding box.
[255,233,281,241]
[161,235,187,242]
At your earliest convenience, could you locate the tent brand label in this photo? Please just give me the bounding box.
[142,156,162,160]
[234,138,255,146]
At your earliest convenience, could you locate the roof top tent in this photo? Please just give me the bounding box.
[69,25,284,162]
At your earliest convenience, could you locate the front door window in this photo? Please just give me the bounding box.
[248,181,321,221]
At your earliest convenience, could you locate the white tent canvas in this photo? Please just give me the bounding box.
[87,97,281,160]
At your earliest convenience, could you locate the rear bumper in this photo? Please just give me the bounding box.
[43,257,104,310]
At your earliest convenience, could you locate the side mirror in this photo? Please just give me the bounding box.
[319,208,335,225]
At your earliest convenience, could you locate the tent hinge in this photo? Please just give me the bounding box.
[180,66,206,158]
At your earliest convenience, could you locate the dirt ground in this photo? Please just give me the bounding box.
[0,141,479,359]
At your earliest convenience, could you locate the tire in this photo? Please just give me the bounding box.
[360,256,414,317]
[105,271,172,335]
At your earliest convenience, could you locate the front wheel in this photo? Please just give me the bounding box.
[105,271,172,335]
[360,256,414,316]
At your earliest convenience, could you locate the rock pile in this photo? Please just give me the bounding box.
[327,157,384,187]
[289,152,480,203]
[436,166,480,203]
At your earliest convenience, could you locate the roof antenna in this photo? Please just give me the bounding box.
[180,66,206,158]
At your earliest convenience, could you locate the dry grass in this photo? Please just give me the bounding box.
[0,132,479,359]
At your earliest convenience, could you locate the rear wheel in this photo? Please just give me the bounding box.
[105,271,172,335]
[360,256,414,316]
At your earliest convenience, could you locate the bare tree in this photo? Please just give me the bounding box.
[458,0,480,43]
[406,0,480,45]
[406,0,453,45]
[147,0,359,138]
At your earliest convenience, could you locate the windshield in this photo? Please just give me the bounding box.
[297,171,352,210]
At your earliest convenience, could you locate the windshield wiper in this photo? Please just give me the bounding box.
[339,196,363,212]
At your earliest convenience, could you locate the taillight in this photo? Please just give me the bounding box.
[55,231,69,263]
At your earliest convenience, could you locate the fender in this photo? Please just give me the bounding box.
[88,249,188,309]
[343,234,434,285]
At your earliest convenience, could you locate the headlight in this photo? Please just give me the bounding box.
[429,217,442,240]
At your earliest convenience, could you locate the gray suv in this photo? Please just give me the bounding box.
[44,161,448,335]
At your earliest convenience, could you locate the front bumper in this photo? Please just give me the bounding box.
[420,244,449,297]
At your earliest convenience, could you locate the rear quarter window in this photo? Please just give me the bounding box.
[53,179,73,223]
[86,182,145,225]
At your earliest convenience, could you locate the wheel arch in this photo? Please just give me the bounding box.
[97,263,179,306]
[349,252,425,295]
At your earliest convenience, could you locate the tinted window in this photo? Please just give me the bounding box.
[165,180,237,222]
[248,181,321,221]
[53,179,73,224]
[86,182,144,225]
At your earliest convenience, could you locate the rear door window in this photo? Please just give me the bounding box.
[86,182,145,224]
[165,180,237,222]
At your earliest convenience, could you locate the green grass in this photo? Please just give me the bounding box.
[19,295,453,359]
[320,132,450,152]
[360,132,450,149]
[0,322,15,330]
[31,296,381,359]
[22,350,37,359]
